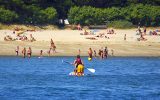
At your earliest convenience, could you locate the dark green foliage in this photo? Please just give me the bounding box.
[25,7,57,24]
[0,7,18,23]
[108,20,134,28]
[68,6,122,25]
[0,0,160,27]
[68,4,160,27]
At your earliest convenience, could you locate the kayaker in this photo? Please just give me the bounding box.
[72,55,84,76]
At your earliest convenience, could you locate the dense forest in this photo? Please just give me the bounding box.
[0,0,160,27]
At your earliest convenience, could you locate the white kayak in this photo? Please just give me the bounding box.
[69,72,84,76]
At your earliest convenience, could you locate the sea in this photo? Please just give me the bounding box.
[0,56,160,100]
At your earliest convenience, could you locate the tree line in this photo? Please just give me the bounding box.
[0,0,160,27]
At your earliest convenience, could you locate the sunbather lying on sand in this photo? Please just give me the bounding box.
[4,35,14,41]
[86,37,97,40]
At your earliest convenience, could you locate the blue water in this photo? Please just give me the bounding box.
[0,57,160,100]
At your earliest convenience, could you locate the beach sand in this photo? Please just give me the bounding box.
[0,29,160,56]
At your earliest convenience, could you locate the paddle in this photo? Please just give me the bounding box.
[62,60,95,73]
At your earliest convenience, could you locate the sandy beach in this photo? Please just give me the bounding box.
[0,29,160,57]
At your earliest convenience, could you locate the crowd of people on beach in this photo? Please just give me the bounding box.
[4,24,159,59]
[15,38,56,58]
[15,46,32,58]
[80,28,116,40]
[77,47,114,60]
[15,39,114,60]
[4,27,36,42]
[77,23,160,42]
[136,26,160,41]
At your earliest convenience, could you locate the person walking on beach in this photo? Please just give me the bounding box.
[22,47,26,58]
[27,47,32,58]
[88,48,93,60]
[15,46,19,56]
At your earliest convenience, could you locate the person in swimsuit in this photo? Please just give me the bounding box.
[98,49,103,59]
[88,48,93,60]
[103,47,108,59]
[40,50,43,57]
[144,27,146,35]
[22,47,26,58]
[49,38,56,54]
[72,55,84,76]
[27,47,32,58]
[94,50,97,58]
[15,46,19,56]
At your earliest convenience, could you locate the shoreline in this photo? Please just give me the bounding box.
[0,41,160,57]
[0,55,160,57]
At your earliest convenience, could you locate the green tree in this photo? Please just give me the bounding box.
[37,7,57,24]
[0,7,18,23]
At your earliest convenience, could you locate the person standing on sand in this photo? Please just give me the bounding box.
[78,49,81,55]
[49,39,56,54]
[103,47,108,59]
[101,50,104,59]
[144,27,147,35]
[27,47,32,58]
[22,47,26,58]
[88,48,93,60]
[124,34,126,40]
[111,49,114,56]
[40,50,43,57]
[15,46,19,56]
[47,50,50,56]
[77,24,82,30]
[98,49,102,59]
[94,50,97,58]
